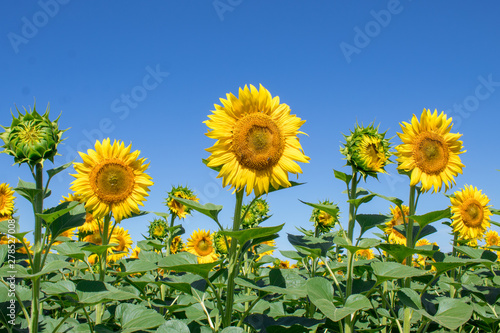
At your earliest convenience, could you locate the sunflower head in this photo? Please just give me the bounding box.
[148,218,169,240]
[70,138,153,222]
[274,259,290,269]
[340,123,391,179]
[170,236,184,254]
[0,183,15,216]
[355,248,375,260]
[241,198,270,229]
[205,84,310,196]
[385,205,409,245]
[211,231,228,255]
[1,103,66,167]
[450,185,491,240]
[396,109,465,193]
[187,229,219,264]
[485,230,500,247]
[108,226,133,262]
[165,185,199,219]
[310,200,339,233]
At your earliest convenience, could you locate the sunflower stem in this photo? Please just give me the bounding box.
[403,185,417,333]
[96,213,112,325]
[29,163,44,333]
[344,167,359,333]
[223,189,244,328]
[166,215,176,256]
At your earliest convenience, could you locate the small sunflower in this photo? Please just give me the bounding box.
[485,230,500,247]
[213,231,231,255]
[166,185,199,219]
[356,248,375,260]
[396,109,465,193]
[0,183,15,216]
[415,238,431,247]
[205,84,310,196]
[385,205,409,245]
[275,260,290,269]
[70,138,153,222]
[241,198,270,229]
[310,200,339,233]
[170,236,184,254]
[341,123,392,178]
[108,226,133,262]
[187,229,218,264]
[450,185,491,240]
[148,218,168,240]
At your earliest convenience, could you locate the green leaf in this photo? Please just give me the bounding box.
[418,298,473,330]
[157,253,221,279]
[347,193,376,209]
[53,242,89,261]
[397,288,422,310]
[371,262,428,284]
[115,303,165,332]
[82,243,119,256]
[76,280,139,304]
[0,218,20,234]
[462,285,500,305]
[372,193,404,207]
[268,181,304,194]
[220,327,245,333]
[306,277,333,302]
[46,161,73,181]
[157,320,190,333]
[15,178,41,203]
[377,243,438,263]
[37,201,80,224]
[221,224,284,246]
[454,245,498,262]
[431,256,491,273]
[21,260,72,278]
[172,197,222,222]
[299,201,339,219]
[356,214,390,237]
[115,260,158,275]
[288,234,334,258]
[408,208,451,228]
[46,202,86,240]
[333,169,352,184]
[334,236,380,254]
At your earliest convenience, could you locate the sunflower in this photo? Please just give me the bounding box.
[170,236,184,254]
[396,109,465,193]
[148,218,168,240]
[450,185,491,240]
[60,193,99,235]
[108,226,133,262]
[485,230,500,247]
[187,229,218,264]
[276,260,290,269]
[165,185,199,219]
[356,249,375,260]
[0,183,15,216]
[205,84,310,196]
[310,200,339,233]
[0,214,12,222]
[415,238,431,247]
[241,198,270,229]
[385,205,409,245]
[130,246,141,259]
[340,123,391,178]
[213,231,231,255]
[70,138,153,222]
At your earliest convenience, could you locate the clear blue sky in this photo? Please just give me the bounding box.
[1,1,499,255]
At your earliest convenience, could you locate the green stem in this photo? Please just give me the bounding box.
[166,215,176,256]
[96,213,112,325]
[29,163,44,333]
[403,185,417,333]
[223,189,244,328]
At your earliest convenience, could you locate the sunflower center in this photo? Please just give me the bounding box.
[18,123,43,145]
[154,225,165,237]
[232,113,284,171]
[413,132,449,175]
[461,199,484,228]
[196,237,213,256]
[489,236,499,246]
[89,160,135,204]
[318,212,333,226]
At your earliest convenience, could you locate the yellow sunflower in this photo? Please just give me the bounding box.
[415,238,431,247]
[166,186,199,219]
[0,214,12,222]
[205,84,310,196]
[356,249,375,260]
[450,185,491,240]
[396,109,465,193]
[0,183,15,216]
[130,246,141,259]
[485,230,500,247]
[70,138,153,222]
[170,236,184,254]
[385,205,409,245]
[108,226,133,262]
[61,193,99,235]
[187,229,218,264]
[276,260,290,269]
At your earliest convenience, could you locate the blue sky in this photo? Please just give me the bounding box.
[1,1,499,255]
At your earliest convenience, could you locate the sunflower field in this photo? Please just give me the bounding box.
[1,84,500,333]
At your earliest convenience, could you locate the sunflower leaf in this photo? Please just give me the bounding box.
[172,197,222,223]
[46,161,74,182]
[408,208,451,228]
[333,169,352,184]
[268,181,304,194]
[299,200,339,219]
[221,224,284,246]
[356,214,391,238]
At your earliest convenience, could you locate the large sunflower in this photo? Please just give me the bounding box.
[396,109,465,193]
[450,185,491,240]
[187,229,218,264]
[0,183,15,216]
[71,138,153,222]
[205,84,310,196]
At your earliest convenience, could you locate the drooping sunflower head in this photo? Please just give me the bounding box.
[148,218,169,240]
[0,103,66,166]
[241,198,270,229]
[310,200,339,233]
[205,84,310,196]
[340,123,392,179]
[166,185,199,219]
[0,183,15,216]
[485,230,500,247]
[60,193,99,235]
[70,138,154,222]
[187,229,218,264]
[385,205,409,245]
[213,231,231,255]
[450,185,491,240]
[108,226,133,262]
[396,109,465,193]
